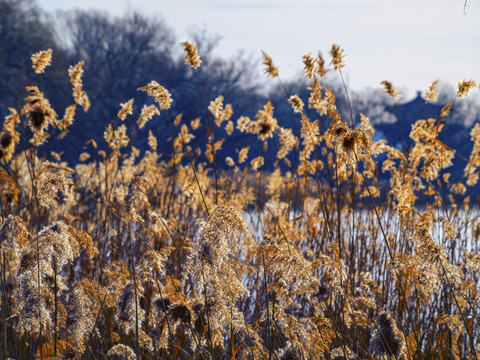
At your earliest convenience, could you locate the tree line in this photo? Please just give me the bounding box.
[1,0,479,171]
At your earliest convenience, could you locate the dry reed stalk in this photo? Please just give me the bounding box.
[261,250,272,360]
[354,150,419,358]
[1,252,6,359]
[2,44,479,360]
[177,119,210,216]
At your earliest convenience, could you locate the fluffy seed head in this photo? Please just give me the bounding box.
[37,172,74,209]
[302,53,315,79]
[238,145,250,163]
[329,43,345,70]
[288,95,304,113]
[57,104,77,130]
[261,51,279,77]
[31,49,52,74]
[369,312,405,358]
[381,80,402,101]
[117,99,134,121]
[225,156,235,166]
[181,40,202,68]
[68,61,90,112]
[316,51,329,77]
[137,104,160,129]
[237,116,251,132]
[0,215,28,254]
[107,344,136,360]
[254,101,278,141]
[125,177,149,222]
[138,81,172,110]
[425,80,439,102]
[115,282,144,335]
[23,86,58,136]
[457,79,477,98]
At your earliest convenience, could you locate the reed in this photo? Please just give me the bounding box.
[0,43,478,359]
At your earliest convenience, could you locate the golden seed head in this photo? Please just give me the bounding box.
[208,95,224,119]
[329,43,345,71]
[138,81,172,110]
[117,99,134,121]
[380,80,402,101]
[137,104,160,129]
[68,61,90,112]
[31,49,52,74]
[457,79,477,98]
[238,145,250,163]
[254,101,278,141]
[236,116,251,132]
[225,156,235,166]
[440,102,452,117]
[261,50,279,78]
[181,40,202,68]
[288,95,304,113]
[425,80,439,102]
[316,51,329,77]
[302,53,316,79]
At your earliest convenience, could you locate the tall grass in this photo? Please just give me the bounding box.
[0,44,479,359]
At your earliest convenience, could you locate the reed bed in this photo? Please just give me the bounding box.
[0,44,479,359]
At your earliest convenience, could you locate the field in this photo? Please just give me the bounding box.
[0,43,480,359]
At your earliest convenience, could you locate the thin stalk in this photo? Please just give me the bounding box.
[230,306,234,358]
[240,311,255,360]
[179,125,210,216]
[0,192,7,356]
[297,107,336,246]
[338,69,354,127]
[53,257,57,359]
[201,264,216,359]
[154,281,177,360]
[2,252,7,360]
[80,291,108,360]
[195,70,219,205]
[0,193,4,220]
[166,119,177,219]
[34,237,43,360]
[127,223,140,360]
[334,147,343,258]
[333,147,349,360]
[261,250,272,360]
[354,151,418,358]
[441,264,478,360]
[19,111,44,360]
[338,67,357,281]
[241,188,291,256]
[349,163,356,283]
[276,77,289,99]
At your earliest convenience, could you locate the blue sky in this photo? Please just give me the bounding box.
[38,0,480,98]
